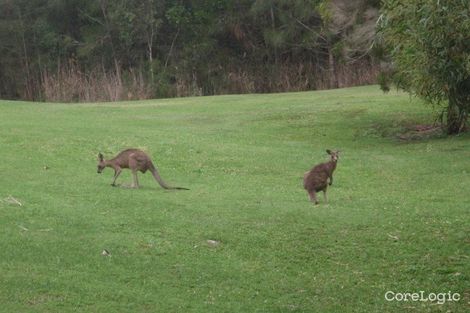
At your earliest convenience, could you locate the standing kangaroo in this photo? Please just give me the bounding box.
[303,150,340,204]
[97,149,189,190]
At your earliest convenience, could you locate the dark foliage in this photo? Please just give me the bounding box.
[0,0,379,101]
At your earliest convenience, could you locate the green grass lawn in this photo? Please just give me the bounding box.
[0,86,468,312]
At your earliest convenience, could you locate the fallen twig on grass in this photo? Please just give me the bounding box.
[3,196,23,206]
[38,228,53,232]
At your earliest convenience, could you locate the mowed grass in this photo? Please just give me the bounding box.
[0,86,468,313]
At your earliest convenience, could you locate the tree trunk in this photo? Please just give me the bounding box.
[328,45,338,89]
[147,0,155,85]
[446,89,467,134]
[165,27,180,69]
[18,9,33,100]
[100,0,122,100]
[270,5,278,66]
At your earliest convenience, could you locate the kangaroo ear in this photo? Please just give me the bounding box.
[98,153,104,161]
[326,149,332,155]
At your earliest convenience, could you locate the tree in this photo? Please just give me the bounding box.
[318,0,380,88]
[0,0,381,101]
[379,0,470,134]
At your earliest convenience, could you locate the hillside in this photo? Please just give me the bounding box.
[0,86,468,312]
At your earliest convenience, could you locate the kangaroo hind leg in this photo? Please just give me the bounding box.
[131,170,140,189]
[128,154,141,189]
[308,190,319,205]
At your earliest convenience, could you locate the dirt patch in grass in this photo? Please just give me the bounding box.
[397,124,443,141]
[359,120,444,141]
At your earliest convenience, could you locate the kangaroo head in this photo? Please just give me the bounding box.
[326,149,340,162]
[97,153,105,173]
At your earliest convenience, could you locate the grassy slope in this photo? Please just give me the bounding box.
[0,86,468,312]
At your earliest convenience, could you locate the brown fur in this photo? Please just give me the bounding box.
[303,150,339,204]
[97,149,189,190]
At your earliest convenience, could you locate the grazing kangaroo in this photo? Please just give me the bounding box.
[303,150,340,204]
[97,149,189,190]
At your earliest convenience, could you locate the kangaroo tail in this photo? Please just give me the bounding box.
[149,163,189,190]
